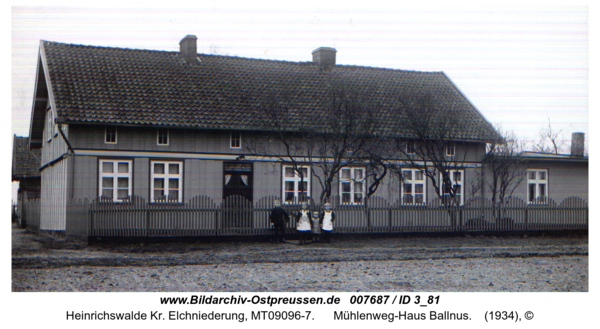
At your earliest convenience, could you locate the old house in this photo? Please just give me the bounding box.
[22,35,585,236]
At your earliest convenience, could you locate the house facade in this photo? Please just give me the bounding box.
[24,35,585,234]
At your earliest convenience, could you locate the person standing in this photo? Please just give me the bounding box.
[320,202,335,243]
[295,201,312,245]
[269,199,289,243]
[311,211,322,242]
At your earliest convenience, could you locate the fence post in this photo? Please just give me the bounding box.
[146,206,150,238]
[215,207,220,236]
[459,206,463,232]
[524,206,528,231]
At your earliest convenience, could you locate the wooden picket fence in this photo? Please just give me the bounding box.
[59,194,589,240]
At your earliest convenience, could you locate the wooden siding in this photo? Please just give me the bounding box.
[133,158,150,200]
[253,162,280,203]
[69,125,240,155]
[40,157,69,230]
[184,159,222,202]
[68,124,487,163]
[71,155,97,200]
[41,108,69,167]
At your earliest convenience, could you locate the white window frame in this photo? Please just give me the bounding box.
[105,126,117,144]
[157,128,169,146]
[98,159,132,202]
[282,165,311,204]
[230,131,241,149]
[401,168,426,205]
[440,170,464,205]
[446,143,456,157]
[151,161,183,202]
[527,169,548,203]
[339,167,366,205]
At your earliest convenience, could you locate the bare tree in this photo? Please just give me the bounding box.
[246,76,384,204]
[391,92,474,226]
[533,117,564,154]
[483,126,526,221]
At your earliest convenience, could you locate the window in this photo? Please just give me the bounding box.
[406,140,416,155]
[105,127,117,144]
[230,131,241,149]
[282,166,310,204]
[441,170,463,205]
[339,168,365,205]
[527,169,548,203]
[157,128,169,145]
[99,160,132,202]
[151,161,183,202]
[401,169,425,205]
[446,143,455,156]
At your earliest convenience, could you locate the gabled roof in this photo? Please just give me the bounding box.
[34,40,498,141]
[12,136,41,180]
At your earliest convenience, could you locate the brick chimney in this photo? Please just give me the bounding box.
[571,132,585,157]
[312,47,337,68]
[179,35,198,63]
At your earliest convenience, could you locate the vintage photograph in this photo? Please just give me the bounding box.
[11,5,588,293]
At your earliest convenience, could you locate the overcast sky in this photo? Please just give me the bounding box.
[8,4,591,201]
[11,4,589,148]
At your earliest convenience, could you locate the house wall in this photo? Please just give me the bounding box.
[38,105,71,231]
[64,123,492,207]
[40,107,69,167]
[40,157,69,230]
[71,155,98,201]
[69,125,249,155]
[512,160,588,203]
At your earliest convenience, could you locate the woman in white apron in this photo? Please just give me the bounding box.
[320,202,335,243]
[295,201,312,245]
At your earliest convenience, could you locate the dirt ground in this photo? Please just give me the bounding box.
[11,224,588,292]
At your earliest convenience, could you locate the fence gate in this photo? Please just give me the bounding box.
[220,195,253,234]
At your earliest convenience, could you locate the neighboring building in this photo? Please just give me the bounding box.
[12,135,42,226]
[27,35,563,233]
[518,133,588,204]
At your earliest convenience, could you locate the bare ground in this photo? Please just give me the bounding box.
[11,224,588,292]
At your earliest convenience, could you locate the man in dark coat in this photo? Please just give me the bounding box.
[269,199,289,243]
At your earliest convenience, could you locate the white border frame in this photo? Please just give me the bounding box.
[150,160,183,202]
[98,159,133,202]
[401,168,426,205]
[282,165,311,204]
[527,168,549,203]
[339,167,365,205]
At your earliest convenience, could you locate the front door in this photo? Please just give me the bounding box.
[223,162,253,202]
[222,162,253,230]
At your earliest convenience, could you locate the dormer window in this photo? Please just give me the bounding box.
[157,128,169,145]
[105,127,117,144]
[230,131,241,149]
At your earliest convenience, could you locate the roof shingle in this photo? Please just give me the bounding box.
[12,136,41,180]
[41,41,497,141]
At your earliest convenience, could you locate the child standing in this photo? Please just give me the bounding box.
[320,202,335,243]
[311,211,321,242]
[295,201,311,245]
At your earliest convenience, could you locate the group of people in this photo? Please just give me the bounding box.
[269,200,335,244]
